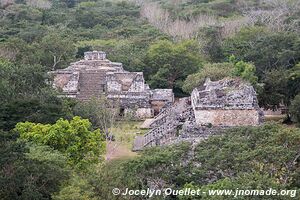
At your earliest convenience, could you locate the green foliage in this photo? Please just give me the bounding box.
[183,62,234,93]
[53,173,97,200]
[0,59,46,101]
[290,94,300,125]
[222,27,300,78]
[197,26,224,61]
[73,96,118,133]
[14,116,106,169]
[0,60,74,130]
[288,63,300,101]
[180,173,284,200]
[37,32,76,70]
[258,63,300,109]
[90,143,191,200]
[182,57,258,94]
[158,0,242,19]
[205,173,283,200]
[229,55,258,85]
[92,124,300,199]
[192,124,300,187]
[258,69,289,109]
[0,131,69,200]
[145,40,203,94]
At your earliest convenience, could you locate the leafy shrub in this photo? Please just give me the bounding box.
[0,131,69,200]
[14,116,106,169]
[290,94,300,125]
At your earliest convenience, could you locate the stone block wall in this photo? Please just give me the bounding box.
[125,108,153,119]
[106,72,145,93]
[84,51,106,60]
[194,109,261,126]
[191,78,263,127]
[52,71,79,97]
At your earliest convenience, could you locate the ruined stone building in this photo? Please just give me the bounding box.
[133,78,263,151]
[191,78,263,126]
[51,51,174,118]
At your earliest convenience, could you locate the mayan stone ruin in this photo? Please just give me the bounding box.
[191,78,263,126]
[50,51,264,151]
[50,51,174,118]
[133,78,264,151]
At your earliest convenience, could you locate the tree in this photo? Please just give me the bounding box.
[0,131,70,200]
[182,57,257,94]
[53,174,96,200]
[290,94,300,125]
[0,59,46,102]
[288,63,300,101]
[0,60,75,130]
[73,96,119,135]
[145,40,203,94]
[37,32,76,70]
[229,55,258,85]
[14,116,106,169]
[258,69,289,109]
[0,38,29,62]
[222,27,300,78]
[197,26,224,62]
[182,62,234,93]
[258,63,300,110]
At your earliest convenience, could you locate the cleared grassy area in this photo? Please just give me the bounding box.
[106,120,149,161]
[110,121,148,148]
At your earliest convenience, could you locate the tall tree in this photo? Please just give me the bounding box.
[37,32,76,70]
[0,131,69,200]
[222,27,300,78]
[144,40,203,94]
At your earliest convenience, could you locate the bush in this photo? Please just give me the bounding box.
[290,94,300,125]
[0,131,69,200]
[14,116,106,169]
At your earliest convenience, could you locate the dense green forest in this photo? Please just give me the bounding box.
[1,0,300,199]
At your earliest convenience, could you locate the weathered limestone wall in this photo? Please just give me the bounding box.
[151,89,174,102]
[128,75,145,92]
[124,108,153,118]
[106,72,145,93]
[191,78,263,126]
[194,109,260,126]
[106,76,122,92]
[136,108,153,118]
[84,51,106,60]
[52,71,79,98]
[107,92,151,108]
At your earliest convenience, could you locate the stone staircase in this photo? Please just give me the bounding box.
[133,98,190,151]
[76,70,107,101]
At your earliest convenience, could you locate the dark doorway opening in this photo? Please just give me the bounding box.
[119,108,125,117]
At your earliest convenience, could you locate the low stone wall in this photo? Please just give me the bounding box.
[136,108,153,118]
[194,109,261,126]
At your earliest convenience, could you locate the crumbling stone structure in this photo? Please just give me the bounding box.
[191,78,263,126]
[133,78,263,151]
[51,51,174,118]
